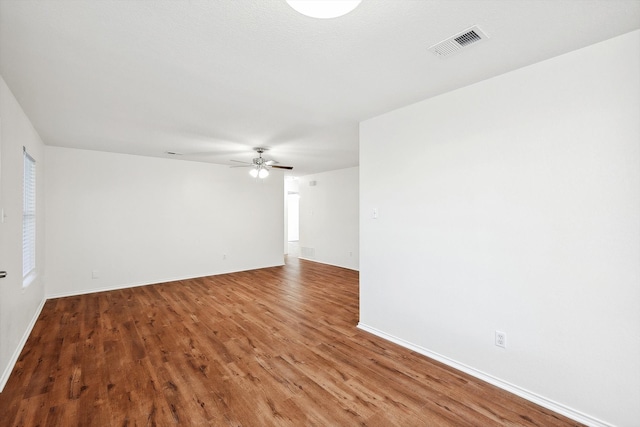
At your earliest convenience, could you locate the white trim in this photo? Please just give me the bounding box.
[0,297,46,392]
[45,263,285,299]
[357,323,612,427]
[47,278,172,300]
[298,257,359,272]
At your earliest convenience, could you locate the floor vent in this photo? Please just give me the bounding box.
[428,25,489,58]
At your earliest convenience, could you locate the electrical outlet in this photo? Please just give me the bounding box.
[495,331,506,348]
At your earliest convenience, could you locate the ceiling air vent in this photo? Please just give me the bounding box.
[428,25,489,58]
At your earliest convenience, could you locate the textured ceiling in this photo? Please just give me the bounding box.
[1,0,639,176]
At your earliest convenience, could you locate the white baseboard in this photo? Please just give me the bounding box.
[298,256,359,272]
[357,323,611,427]
[0,297,46,392]
[46,263,286,300]
[47,277,164,300]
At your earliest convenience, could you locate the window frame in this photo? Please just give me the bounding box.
[22,147,36,285]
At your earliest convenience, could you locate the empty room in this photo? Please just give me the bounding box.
[0,1,638,426]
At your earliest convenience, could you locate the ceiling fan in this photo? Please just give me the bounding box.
[231,147,293,178]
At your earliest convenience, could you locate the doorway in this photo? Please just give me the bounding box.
[287,192,300,257]
[285,177,300,258]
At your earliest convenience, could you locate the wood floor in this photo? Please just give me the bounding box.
[0,257,583,426]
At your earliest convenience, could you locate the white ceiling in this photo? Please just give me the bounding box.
[1,0,639,176]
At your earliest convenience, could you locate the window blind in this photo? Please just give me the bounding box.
[23,148,36,278]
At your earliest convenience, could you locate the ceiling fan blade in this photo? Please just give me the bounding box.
[271,165,293,170]
[264,160,279,166]
[230,159,252,165]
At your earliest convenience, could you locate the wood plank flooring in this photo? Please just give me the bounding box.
[0,257,583,426]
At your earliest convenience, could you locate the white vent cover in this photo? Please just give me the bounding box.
[428,25,489,58]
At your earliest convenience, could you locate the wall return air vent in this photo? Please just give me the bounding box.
[428,25,489,58]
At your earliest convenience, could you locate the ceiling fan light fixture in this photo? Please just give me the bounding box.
[249,166,270,179]
[286,0,362,19]
[234,147,291,179]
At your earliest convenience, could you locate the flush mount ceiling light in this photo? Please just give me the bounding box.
[286,0,362,19]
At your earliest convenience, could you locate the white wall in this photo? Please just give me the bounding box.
[360,30,639,427]
[0,75,46,391]
[45,147,284,297]
[299,167,359,270]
